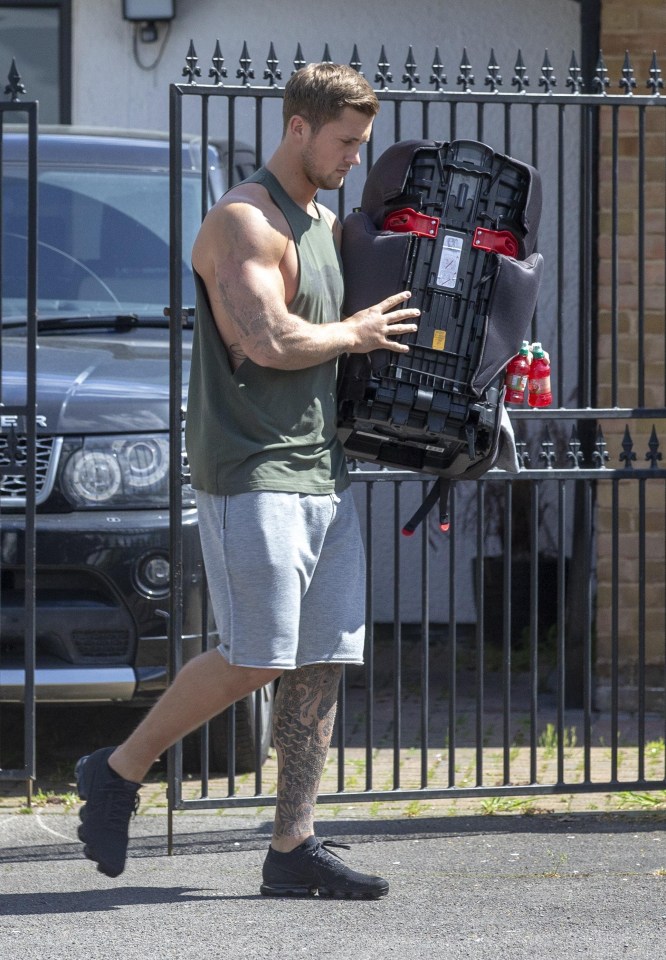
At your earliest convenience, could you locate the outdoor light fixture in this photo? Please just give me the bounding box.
[122,0,175,43]
[122,0,175,21]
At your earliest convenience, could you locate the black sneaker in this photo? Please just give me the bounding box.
[260,837,389,899]
[75,747,140,878]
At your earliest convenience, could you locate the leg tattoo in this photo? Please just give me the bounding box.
[272,663,342,843]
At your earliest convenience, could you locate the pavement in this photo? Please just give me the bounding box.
[3,640,666,959]
[2,803,666,960]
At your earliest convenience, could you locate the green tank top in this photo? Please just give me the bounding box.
[185,167,349,496]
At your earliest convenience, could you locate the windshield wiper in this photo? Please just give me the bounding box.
[2,313,180,332]
[2,309,196,332]
[37,314,142,332]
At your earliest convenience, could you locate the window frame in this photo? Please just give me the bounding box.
[0,0,71,123]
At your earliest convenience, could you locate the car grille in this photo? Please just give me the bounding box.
[71,629,132,662]
[0,432,61,506]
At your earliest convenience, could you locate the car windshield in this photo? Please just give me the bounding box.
[1,167,202,322]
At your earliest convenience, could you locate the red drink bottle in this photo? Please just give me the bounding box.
[504,340,531,405]
[528,342,552,408]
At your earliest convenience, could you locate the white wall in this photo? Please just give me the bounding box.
[71,0,582,625]
[73,0,581,136]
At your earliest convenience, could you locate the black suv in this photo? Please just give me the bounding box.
[0,127,272,770]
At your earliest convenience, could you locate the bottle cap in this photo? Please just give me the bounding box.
[532,342,544,357]
[520,340,530,354]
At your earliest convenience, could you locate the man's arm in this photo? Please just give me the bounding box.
[192,195,419,372]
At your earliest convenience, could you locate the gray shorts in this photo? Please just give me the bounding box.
[195,487,366,669]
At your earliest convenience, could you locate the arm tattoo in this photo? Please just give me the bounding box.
[227,343,247,370]
[216,276,266,339]
[272,664,342,841]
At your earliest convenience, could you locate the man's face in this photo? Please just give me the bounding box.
[300,107,374,191]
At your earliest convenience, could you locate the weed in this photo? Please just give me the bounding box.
[543,848,569,877]
[538,723,577,759]
[646,739,665,776]
[32,789,78,810]
[480,795,536,815]
[616,790,666,809]
[404,800,430,818]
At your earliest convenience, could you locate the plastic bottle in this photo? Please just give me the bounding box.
[528,342,552,408]
[504,340,531,405]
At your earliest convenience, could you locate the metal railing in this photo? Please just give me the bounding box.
[0,60,38,799]
[166,41,666,829]
[0,43,663,810]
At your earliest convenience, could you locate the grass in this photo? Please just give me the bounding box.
[616,790,666,810]
[480,795,537,816]
[31,788,79,810]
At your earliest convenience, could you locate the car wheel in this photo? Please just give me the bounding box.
[182,681,275,774]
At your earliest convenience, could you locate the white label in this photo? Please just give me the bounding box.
[436,235,464,289]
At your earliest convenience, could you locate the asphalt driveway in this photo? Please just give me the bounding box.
[1,807,666,960]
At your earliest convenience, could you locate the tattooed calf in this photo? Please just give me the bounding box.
[272,663,342,841]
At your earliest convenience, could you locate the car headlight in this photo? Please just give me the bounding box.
[61,435,171,508]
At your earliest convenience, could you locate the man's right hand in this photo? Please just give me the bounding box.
[344,291,420,354]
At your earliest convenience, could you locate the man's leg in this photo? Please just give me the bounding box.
[76,650,281,877]
[110,650,281,783]
[271,662,342,852]
[261,662,389,899]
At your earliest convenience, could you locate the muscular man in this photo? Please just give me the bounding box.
[75,62,419,899]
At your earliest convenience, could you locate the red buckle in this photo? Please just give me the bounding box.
[472,226,519,258]
[383,207,440,238]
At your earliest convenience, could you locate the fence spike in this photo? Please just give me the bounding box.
[619,49,637,95]
[538,424,556,468]
[349,43,363,75]
[646,425,663,469]
[321,43,333,65]
[620,425,636,469]
[647,51,664,95]
[566,50,584,94]
[429,47,447,90]
[457,47,474,91]
[5,58,26,100]
[592,424,610,468]
[484,48,503,92]
[264,42,281,86]
[375,45,393,89]
[566,424,584,468]
[538,49,557,93]
[402,45,420,89]
[182,40,201,84]
[292,43,306,74]
[237,40,255,85]
[592,49,610,93]
[512,49,529,92]
[515,438,530,470]
[209,40,227,85]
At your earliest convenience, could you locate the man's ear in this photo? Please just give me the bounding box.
[288,114,310,140]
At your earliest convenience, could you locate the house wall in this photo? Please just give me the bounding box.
[64,0,583,624]
[595,0,666,709]
[71,0,581,137]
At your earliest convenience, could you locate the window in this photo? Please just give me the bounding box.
[0,1,71,122]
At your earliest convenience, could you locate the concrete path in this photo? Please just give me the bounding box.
[1,807,666,960]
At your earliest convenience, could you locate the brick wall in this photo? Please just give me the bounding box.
[595,0,666,709]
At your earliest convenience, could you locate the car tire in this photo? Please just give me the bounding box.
[182,681,275,774]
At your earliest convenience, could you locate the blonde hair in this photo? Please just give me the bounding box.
[283,62,379,135]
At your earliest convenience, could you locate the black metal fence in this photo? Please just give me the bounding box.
[0,42,664,814]
[166,42,666,825]
[0,61,38,799]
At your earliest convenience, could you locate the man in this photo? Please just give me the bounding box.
[75,62,419,898]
